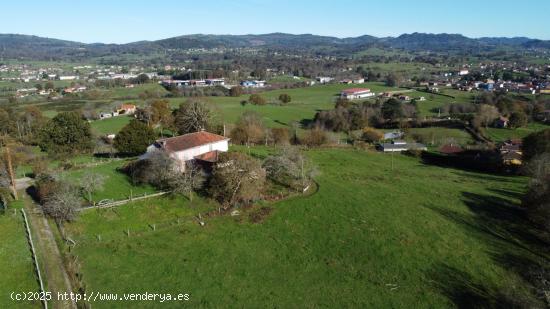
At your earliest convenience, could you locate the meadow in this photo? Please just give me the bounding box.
[485,122,550,143]
[61,148,545,308]
[0,200,41,308]
[407,127,475,146]
[63,159,157,203]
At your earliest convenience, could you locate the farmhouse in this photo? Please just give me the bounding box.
[378,140,427,152]
[240,80,266,88]
[340,88,374,100]
[118,103,136,115]
[495,116,509,128]
[499,139,523,165]
[142,131,230,171]
[384,131,404,140]
[206,78,225,86]
[316,76,334,84]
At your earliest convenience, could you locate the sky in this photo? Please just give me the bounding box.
[1,0,549,43]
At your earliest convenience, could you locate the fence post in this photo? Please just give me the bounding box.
[21,209,48,309]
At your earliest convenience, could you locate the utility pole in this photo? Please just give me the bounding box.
[391,150,394,172]
[5,147,18,200]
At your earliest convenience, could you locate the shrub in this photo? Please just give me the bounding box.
[362,127,384,143]
[271,128,290,145]
[301,128,328,147]
[523,129,550,161]
[208,152,266,207]
[249,94,266,105]
[278,93,291,104]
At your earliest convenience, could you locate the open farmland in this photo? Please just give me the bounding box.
[63,159,157,202]
[0,200,41,309]
[61,148,545,308]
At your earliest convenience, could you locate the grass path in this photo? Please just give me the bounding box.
[22,194,76,309]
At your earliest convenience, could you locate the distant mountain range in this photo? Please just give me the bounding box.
[1,32,549,60]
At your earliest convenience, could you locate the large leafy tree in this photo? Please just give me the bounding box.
[39,112,93,156]
[381,99,403,121]
[114,119,157,155]
[523,129,550,161]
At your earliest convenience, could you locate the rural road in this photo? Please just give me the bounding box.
[22,194,77,309]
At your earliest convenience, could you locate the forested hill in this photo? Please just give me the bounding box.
[1,32,549,61]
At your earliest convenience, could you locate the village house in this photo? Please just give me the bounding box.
[378,140,427,152]
[118,103,137,115]
[142,131,230,171]
[499,139,523,165]
[206,78,225,86]
[495,116,509,128]
[240,80,266,88]
[340,88,375,100]
[383,131,404,140]
[58,75,79,81]
[316,76,334,84]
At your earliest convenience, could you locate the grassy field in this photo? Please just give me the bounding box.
[61,148,545,308]
[90,116,133,135]
[180,82,404,128]
[407,127,475,146]
[485,122,550,143]
[0,200,41,308]
[63,159,157,202]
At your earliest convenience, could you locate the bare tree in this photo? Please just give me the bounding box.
[173,99,211,134]
[263,147,318,190]
[43,182,81,222]
[80,171,106,204]
[168,164,205,202]
[473,104,500,129]
[208,152,266,208]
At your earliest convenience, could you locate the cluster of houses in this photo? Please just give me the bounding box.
[161,78,226,88]
[160,78,267,89]
[339,88,424,102]
[499,139,523,166]
[453,79,550,94]
[99,103,137,120]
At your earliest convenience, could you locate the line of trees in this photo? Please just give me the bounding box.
[522,129,550,233]
[120,146,316,209]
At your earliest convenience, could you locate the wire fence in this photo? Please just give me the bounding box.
[21,209,48,309]
[78,191,170,211]
[68,213,204,246]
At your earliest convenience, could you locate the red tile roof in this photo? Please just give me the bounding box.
[120,103,136,110]
[439,144,463,154]
[341,88,371,94]
[156,131,228,152]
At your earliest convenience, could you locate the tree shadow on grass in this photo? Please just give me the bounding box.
[420,151,504,175]
[429,263,538,308]
[423,190,549,307]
